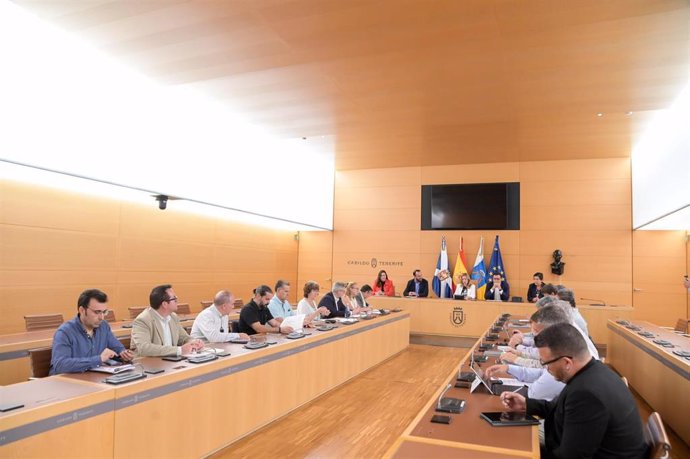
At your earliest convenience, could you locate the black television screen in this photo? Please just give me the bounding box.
[421,183,520,230]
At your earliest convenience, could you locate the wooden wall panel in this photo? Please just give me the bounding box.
[334,185,419,210]
[297,230,333,294]
[335,167,420,188]
[334,230,420,253]
[0,180,298,334]
[333,208,420,231]
[632,230,687,325]
[320,158,666,320]
[0,181,120,233]
[1,226,119,270]
[421,162,520,184]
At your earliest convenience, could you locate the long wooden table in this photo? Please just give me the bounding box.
[369,297,633,348]
[384,315,539,458]
[0,312,410,458]
[0,313,207,385]
[607,319,690,444]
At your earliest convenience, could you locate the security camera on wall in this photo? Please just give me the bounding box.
[155,195,168,210]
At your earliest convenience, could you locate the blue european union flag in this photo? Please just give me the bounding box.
[487,235,507,282]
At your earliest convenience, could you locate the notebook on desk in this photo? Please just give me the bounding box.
[89,363,135,374]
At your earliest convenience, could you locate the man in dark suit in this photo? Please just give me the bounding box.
[318,281,349,317]
[501,323,647,459]
[403,269,429,297]
[484,273,510,301]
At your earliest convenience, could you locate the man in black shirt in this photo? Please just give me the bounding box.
[238,285,293,335]
[501,323,647,459]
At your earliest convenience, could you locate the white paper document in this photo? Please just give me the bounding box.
[280,314,305,332]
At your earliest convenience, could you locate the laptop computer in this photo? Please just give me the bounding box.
[469,358,525,396]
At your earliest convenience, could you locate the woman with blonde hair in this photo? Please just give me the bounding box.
[453,273,476,300]
[343,282,372,314]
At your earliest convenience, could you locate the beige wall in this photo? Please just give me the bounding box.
[0,180,299,334]
[2,159,688,336]
[327,158,688,326]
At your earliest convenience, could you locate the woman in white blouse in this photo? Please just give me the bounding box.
[453,273,476,300]
[297,281,330,322]
[342,282,372,314]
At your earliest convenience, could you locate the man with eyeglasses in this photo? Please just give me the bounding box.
[131,284,204,357]
[191,290,249,342]
[501,323,647,459]
[50,289,134,375]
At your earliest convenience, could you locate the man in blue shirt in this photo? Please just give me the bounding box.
[268,280,294,318]
[50,289,133,375]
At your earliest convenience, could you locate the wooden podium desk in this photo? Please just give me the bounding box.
[607,320,690,443]
[0,313,208,386]
[384,316,539,459]
[0,378,114,458]
[0,312,410,458]
[369,297,632,348]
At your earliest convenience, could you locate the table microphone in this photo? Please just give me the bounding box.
[436,383,465,413]
[580,298,606,307]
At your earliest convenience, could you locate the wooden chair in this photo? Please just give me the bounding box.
[673,318,689,333]
[24,314,64,332]
[105,310,116,322]
[646,412,671,459]
[233,298,243,309]
[177,303,191,315]
[128,306,146,319]
[28,347,52,378]
[118,336,131,350]
[200,300,213,310]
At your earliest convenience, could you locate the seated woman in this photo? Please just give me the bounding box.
[373,270,395,296]
[453,273,476,300]
[527,272,545,303]
[296,281,330,323]
[342,282,372,314]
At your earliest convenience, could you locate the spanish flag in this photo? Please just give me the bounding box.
[452,237,469,291]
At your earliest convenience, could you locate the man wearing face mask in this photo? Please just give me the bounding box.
[500,323,647,459]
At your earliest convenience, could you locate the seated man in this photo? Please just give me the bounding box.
[556,288,589,337]
[484,273,510,301]
[403,269,429,297]
[507,301,598,362]
[486,306,574,401]
[318,281,349,317]
[191,290,249,342]
[268,279,323,325]
[238,285,293,335]
[540,284,558,297]
[501,323,647,459]
[50,289,134,375]
[268,280,294,318]
[131,284,204,357]
[358,284,374,307]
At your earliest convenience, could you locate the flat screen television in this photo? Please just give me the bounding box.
[421,183,520,230]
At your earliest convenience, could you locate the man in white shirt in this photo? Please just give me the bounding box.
[191,290,249,342]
